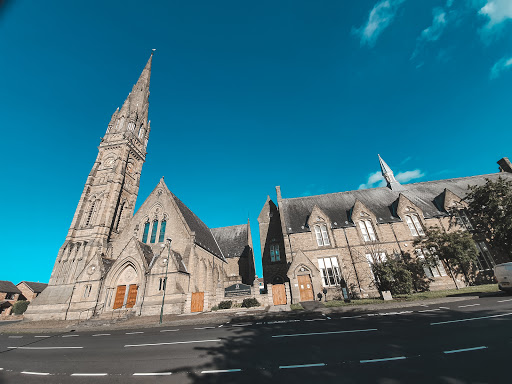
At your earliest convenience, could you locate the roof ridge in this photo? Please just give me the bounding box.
[282,172,506,201]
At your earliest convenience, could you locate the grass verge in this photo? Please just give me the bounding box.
[325,284,500,307]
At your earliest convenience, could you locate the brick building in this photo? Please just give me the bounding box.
[25,53,255,321]
[16,282,48,301]
[259,155,512,304]
[0,281,22,317]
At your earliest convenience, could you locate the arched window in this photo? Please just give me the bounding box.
[127,122,135,131]
[115,202,125,231]
[150,220,159,243]
[158,220,166,243]
[359,220,377,242]
[314,224,330,246]
[405,214,425,237]
[138,126,145,139]
[142,221,150,243]
[85,200,97,226]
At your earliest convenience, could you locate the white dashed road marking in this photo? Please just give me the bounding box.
[232,323,252,327]
[125,339,221,348]
[92,333,111,337]
[360,356,406,363]
[304,319,326,322]
[444,346,487,354]
[431,312,512,325]
[126,332,144,335]
[458,304,480,308]
[71,373,108,376]
[272,328,377,338]
[62,334,79,337]
[201,369,242,373]
[133,372,173,376]
[34,336,51,338]
[21,371,50,376]
[160,329,180,332]
[279,363,325,369]
[8,336,22,338]
[9,346,84,350]
[419,309,441,313]
[497,299,512,303]
[194,327,216,330]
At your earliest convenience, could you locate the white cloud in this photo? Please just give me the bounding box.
[478,0,512,39]
[446,0,455,8]
[395,169,425,183]
[353,0,406,47]
[358,169,424,190]
[490,56,512,79]
[411,7,448,59]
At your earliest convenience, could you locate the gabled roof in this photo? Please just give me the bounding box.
[138,242,156,266]
[17,281,48,293]
[211,224,249,258]
[279,172,512,234]
[0,281,22,294]
[169,191,226,261]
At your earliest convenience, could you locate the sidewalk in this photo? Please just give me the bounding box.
[0,293,495,335]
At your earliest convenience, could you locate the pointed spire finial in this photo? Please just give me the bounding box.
[378,154,404,190]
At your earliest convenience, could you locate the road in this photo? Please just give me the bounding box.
[1,295,511,383]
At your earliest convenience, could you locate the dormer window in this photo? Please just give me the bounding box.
[270,244,280,262]
[405,214,425,237]
[314,224,330,246]
[359,220,377,242]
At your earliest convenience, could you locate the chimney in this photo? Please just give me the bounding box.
[498,157,512,173]
[275,186,282,202]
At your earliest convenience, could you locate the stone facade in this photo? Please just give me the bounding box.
[24,54,256,321]
[259,157,512,304]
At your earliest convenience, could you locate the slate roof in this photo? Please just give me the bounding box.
[0,281,22,294]
[18,281,48,293]
[170,192,226,261]
[280,172,512,234]
[139,242,156,266]
[211,224,249,258]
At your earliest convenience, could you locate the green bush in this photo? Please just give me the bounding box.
[218,300,232,310]
[241,298,260,308]
[372,259,414,296]
[12,300,30,315]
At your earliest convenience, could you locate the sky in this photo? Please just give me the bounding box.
[1,0,511,284]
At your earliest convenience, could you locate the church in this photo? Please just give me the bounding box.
[25,53,256,321]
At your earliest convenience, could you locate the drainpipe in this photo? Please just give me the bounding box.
[343,227,363,296]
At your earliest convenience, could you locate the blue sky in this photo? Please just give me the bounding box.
[1,0,511,283]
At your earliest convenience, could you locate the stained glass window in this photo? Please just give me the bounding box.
[142,222,150,243]
[159,220,166,243]
[150,220,158,243]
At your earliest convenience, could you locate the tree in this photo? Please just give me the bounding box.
[465,177,512,261]
[372,258,414,295]
[12,300,30,315]
[414,228,479,286]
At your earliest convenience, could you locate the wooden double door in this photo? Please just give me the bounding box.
[298,275,314,302]
[113,284,138,309]
[272,284,287,305]
[191,292,204,313]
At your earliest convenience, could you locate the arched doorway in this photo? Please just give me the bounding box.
[296,266,314,302]
[112,265,139,310]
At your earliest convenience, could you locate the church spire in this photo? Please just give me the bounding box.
[107,52,153,142]
[378,154,403,190]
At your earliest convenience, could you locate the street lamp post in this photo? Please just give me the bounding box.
[159,238,172,324]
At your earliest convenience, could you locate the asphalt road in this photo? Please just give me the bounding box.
[1,295,511,384]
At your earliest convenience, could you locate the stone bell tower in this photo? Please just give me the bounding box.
[49,53,154,285]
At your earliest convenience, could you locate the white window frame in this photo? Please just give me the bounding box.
[318,257,341,287]
[359,220,377,242]
[475,241,495,271]
[405,214,425,237]
[416,249,447,278]
[314,224,330,246]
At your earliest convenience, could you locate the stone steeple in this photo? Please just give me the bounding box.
[378,154,403,190]
[48,53,154,285]
[106,52,153,146]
